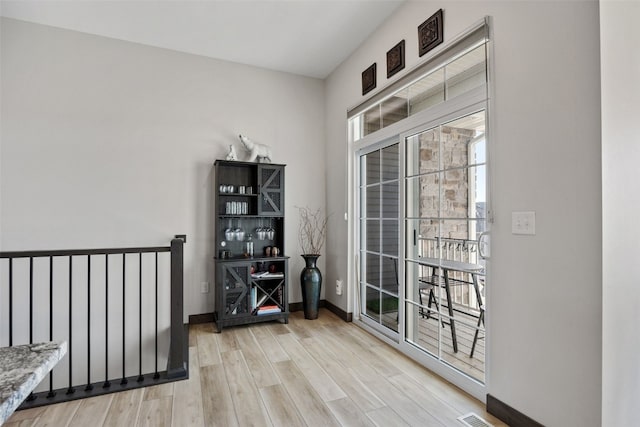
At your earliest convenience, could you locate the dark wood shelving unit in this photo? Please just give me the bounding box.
[213,160,288,332]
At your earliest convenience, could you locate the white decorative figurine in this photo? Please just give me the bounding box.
[225,144,237,161]
[238,134,272,163]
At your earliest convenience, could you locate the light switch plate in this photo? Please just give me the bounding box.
[512,211,536,235]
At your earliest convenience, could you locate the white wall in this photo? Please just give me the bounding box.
[325,1,601,425]
[601,1,640,426]
[0,18,326,321]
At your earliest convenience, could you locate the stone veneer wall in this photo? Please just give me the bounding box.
[419,126,475,240]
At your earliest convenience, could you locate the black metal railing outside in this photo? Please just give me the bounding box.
[0,235,187,408]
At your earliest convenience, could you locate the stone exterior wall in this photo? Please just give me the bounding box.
[418,125,474,240]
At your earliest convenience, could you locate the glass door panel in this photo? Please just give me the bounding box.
[381,220,399,257]
[405,219,441,358]
[406,174,440,219]
[365,285,381,322]
[359,143,400,334]
[406,127,440,176]
[405,218,440,261]
[404,110,487,383]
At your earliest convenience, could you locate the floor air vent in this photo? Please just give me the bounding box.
[458,412,494,427]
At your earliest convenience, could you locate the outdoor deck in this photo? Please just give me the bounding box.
[415,307,485,382]
[381,304,485,383]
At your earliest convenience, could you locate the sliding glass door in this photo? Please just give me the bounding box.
[350,20,491,396]
[357,109,488,384]
[359,143,400,335]
[404,110,487,382]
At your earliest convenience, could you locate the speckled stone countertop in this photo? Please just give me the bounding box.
[0,341,66,425]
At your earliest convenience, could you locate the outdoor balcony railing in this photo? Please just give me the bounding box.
[418,236,484,311]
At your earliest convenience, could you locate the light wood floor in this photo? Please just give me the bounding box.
[6,309,505,427]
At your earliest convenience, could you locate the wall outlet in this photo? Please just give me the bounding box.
[336,279,343,296]
[201,281,210,293]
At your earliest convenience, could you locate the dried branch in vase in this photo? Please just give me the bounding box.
[297,206,329,255]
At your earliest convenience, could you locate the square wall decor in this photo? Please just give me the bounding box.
[386,40,405,78]
[362,63,377,96]
[418,9,444,57]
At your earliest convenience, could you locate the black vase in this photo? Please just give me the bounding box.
[300,254,322,320]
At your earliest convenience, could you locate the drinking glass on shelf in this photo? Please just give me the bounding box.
[234,226,245,241]
[225,219,235,241]
[256,219,265,240]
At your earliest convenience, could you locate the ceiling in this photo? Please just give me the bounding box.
[0,0,405,79]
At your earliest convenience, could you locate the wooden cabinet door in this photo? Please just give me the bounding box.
[220,262,251,318]
[258,165,284,216]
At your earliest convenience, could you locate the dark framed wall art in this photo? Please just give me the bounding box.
[418,9,444,57]
[386,40,405,78]
[362,63,377,96]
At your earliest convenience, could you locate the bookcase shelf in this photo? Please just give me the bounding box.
[213,160,288,332]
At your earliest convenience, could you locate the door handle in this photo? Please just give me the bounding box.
[478,232,490,259]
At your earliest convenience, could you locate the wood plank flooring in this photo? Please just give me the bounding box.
[6,309,505,427]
